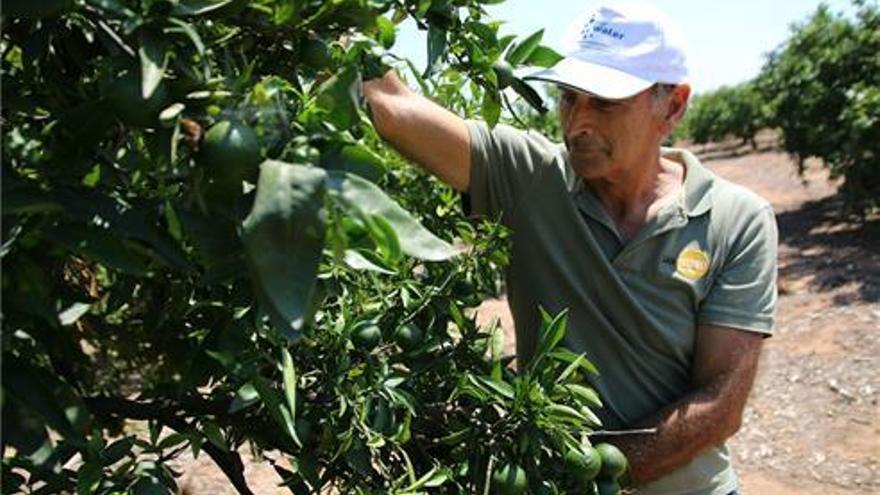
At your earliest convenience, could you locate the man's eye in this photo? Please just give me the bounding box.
[593,99,619,111]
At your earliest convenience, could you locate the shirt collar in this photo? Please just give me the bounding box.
[662,147,714,217]
[571,147,714,221]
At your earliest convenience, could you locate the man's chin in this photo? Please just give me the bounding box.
[570,156,610,179]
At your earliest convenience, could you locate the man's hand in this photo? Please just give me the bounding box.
[607,324,765,486]
[363,70,471,192]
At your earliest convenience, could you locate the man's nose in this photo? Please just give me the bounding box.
[564,95,600,126]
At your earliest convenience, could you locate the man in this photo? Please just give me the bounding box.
[363,2,777,494]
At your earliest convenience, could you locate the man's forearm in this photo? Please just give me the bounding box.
[603,325,764,486]
[363,70,471,192]
[607,380,742,486]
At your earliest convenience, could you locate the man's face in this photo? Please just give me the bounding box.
[558,85,668,179]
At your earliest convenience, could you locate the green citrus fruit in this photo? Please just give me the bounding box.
[4,0,73,19]
[198,120,261,195]
[351,323,382,351]
[595,477,621,495]
[564,447,602,485]
[104,71,170,128]
[492,60,515,89]
[393,323,423,352]
[595,443,628,480]
[490,462,527,495]
[300,38,331,69]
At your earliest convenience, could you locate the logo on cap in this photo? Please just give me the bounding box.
[579,15,625,43]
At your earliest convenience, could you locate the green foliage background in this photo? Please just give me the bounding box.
[674,1,879,213]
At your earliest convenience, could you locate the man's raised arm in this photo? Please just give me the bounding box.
[363,70,471,192]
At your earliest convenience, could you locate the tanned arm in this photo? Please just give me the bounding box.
[606,324,764,485]
[362,70,471,192]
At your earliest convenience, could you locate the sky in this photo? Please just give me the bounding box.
[394,0,859,95]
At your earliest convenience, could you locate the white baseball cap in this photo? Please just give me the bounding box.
[522,2,689,100]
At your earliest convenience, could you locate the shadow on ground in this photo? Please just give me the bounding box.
[775,194,880,304]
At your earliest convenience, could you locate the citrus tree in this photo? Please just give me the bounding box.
[758,0,880,212]
[2,1,628,494]
[674,1,879,213]
[677,82,770,148]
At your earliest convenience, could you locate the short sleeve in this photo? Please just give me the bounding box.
[464,120,557,220]
[699,205,778,334]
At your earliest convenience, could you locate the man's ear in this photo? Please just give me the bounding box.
[666,84,691,123]
[660,84,691,137]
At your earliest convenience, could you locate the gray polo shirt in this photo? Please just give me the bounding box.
[465,121,778,495]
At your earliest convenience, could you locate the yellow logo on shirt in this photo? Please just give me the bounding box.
[676,247,710,280]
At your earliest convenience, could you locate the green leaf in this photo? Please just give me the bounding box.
[557,383,603,409]
[2,356,89,448]
[274,0,302,25]
[45,223,152,276]
[467,373,514,401]
[578,405,602,427]
[242,161,327,342]
[550,348,599,376]
[130,462,173,495]
[425,25,447,77]
[201,421,227,452]
[177,206,243,283]
[58,302,91,326]
[511,78,547,113]
[527,308,569,374]
[156,432,187,450]
[228,382,260,413]
[1,393,51,456]
[545,403,588,427]
[506,29,544,65]
[376,16,396,49]
[314,66,361,131]
[497,34,516,54]
[554,352,590,384]
[77,459,102,494]
[482,88,501,128]
[326,171,459,261]
[172,0,237,16]
[447,300,467,333]
[54,189,191,273]
[319,142,385,182]
[488,321,504,381]
[343,249,395,274]
[100,437,135,465]
[525,45,564,68]
[138,30,167,99]
[363,213,402,264]
[2,181,62,215]
[401,466,450,492]
[253,376,298,447]
[166,18,204,55]
[403,57,432,96]
[281,347,301,446]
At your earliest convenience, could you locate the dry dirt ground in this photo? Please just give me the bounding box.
[701,151,880,495]
[176,147,879,494]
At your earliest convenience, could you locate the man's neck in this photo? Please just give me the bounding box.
[583,149,685,241]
